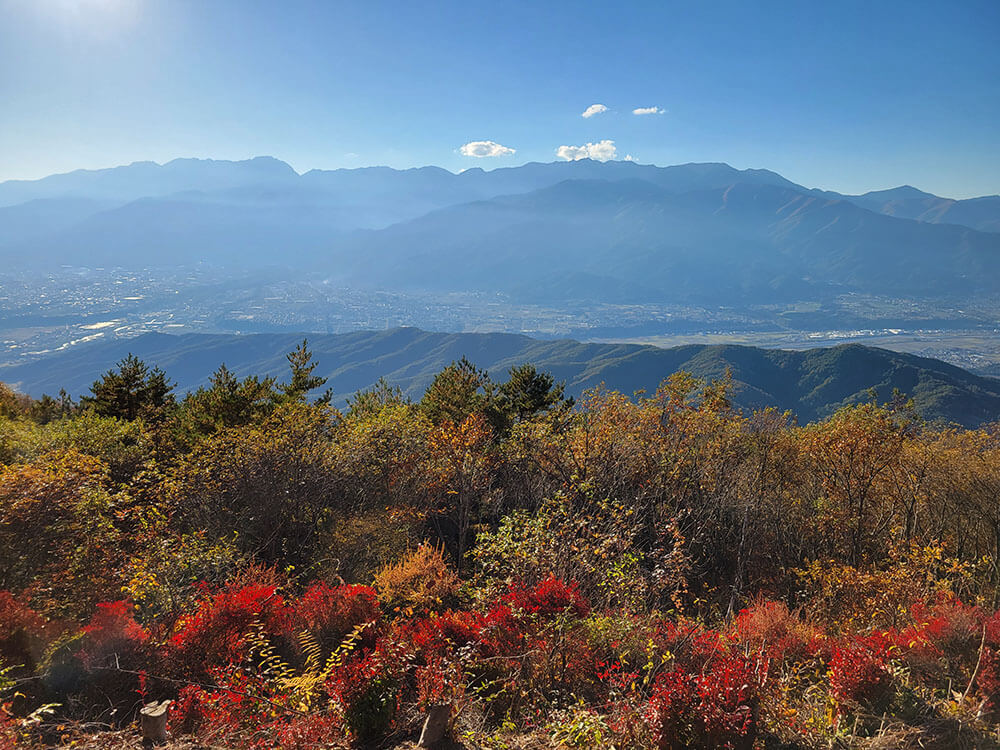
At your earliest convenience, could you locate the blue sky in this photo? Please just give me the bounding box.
[1,0,998,197]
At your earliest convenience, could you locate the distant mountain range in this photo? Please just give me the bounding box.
[1,158,998,306]
[2,328,999,428]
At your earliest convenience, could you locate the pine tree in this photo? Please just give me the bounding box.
[82,354,174,421]
[280,339,331,404]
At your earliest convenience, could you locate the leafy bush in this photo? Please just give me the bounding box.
[168,581,289,679]
[829,634,895,713]
[645,652,762,750]
[0,592,53,673]
[374,543,459,613]
[293,582,380,653]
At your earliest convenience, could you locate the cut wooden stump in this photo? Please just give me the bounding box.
[139,699,171,745]
[418,703,451,747]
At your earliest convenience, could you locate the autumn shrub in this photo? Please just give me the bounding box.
[41,601,153,722]
[482,578,599,708]
[48,411,154,486]
[320,507,417,584]
[909,595,984,659]
[399,609,488,659]
[168,581,289,679]
[0,451,127,620]
[254,712,342,749]
[978,648,1000,714]
[828,634,895,713]
[292,581,380,653]
[121,531,244,626]
[733,598,825,664]
[0,592,52,674]
[795,543,970,633]
[327,644,405,744]
[374,543,459,614]
[170,664,277,742]
[474,491,688,612]
[644,652,762,750]
[649,617,725,673]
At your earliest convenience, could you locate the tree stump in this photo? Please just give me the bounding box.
[139,700,171,746]
[418,703,451,747]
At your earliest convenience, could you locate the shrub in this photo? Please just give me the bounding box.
[169,582,288,679]
[170,664,275,741]
[0,592,52,673]
[645,653,760,750]
[40,601,153,722]
[829,634,895,713]
[733,598,824,664]
[77,601,150,671]
[909,595,984,659]
[327,652,399,744]
[121,531,244,625]
[374,543,459,613]
[293,582,380,653]
[978,647,1000,713]
[502,575,590,620]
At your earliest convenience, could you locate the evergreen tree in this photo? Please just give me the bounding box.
[420,357,493,425]
[82,353,174,421]
[30,389,77,424]
[280,339,331,404]
[179,363,277,437]
[495,364,572,425]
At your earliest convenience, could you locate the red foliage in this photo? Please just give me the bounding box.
[978,647,1000,713]
[650,617,725,672]
[169,583,288,678]
[0,591,51,671]
[733,599,825,664]
[77,601,150,671]
[644,652,761,750]
[292,582,379,651]
[170,665,274,739]
[829,634,895,711]
[909,596,984,658]
[326,650,399,743]
[255,713,342,749]
[502,575,590,619]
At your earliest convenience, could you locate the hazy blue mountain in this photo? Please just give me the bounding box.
[334,178,1000,302]
[2,158,998,301]
[18,195,354,267]
[0,156,298,208]
[2,328,998,427]
[843,185,1000,233]
[0,197,117,247]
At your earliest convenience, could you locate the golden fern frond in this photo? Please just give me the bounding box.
[298,630,324,675]
[322,620,373,678]
[245,619,295,682]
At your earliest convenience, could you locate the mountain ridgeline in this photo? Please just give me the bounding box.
[2,328,999,427]
[1,158,998,305]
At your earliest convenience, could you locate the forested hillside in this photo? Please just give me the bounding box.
[2,345,1000,748]
[5,328,1000,427]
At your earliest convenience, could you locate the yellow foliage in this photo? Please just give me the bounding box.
[373,542,459,613]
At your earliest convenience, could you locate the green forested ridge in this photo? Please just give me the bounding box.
[3,327,999,427]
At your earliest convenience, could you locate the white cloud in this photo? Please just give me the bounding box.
[581,103,608,118]
[555,139,618,162]
[459,140,516,158]
[624,154,637,162]
[632,106,664,115]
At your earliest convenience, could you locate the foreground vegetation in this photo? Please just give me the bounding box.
[2,342,1000,748]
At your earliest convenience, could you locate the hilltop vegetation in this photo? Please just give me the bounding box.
[4,328,1000,428]
[2,343,1000,747]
